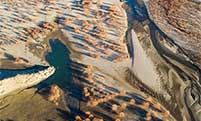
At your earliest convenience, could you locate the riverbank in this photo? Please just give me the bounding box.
[124,1,189,120]
[144,0,201,68]
[127,0,201,121]
[0,0,175,121]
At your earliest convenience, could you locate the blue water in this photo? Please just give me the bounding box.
[0,39,74,90]
[36,39,74,89]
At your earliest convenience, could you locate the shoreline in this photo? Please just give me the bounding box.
[124,0,198,120]
[0,0,129,99]
[129,0,201,120]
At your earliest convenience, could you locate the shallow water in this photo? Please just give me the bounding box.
[37,39,73,89]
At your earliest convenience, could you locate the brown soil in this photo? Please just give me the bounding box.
[148,0,201,67]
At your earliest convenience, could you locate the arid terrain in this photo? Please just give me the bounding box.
[147,0,201,68]
[0,0,201,121]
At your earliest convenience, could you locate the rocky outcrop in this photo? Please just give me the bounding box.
[144,0,201,67]
[0,66,55,98]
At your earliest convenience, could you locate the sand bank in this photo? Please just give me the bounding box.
[0,67,55,98]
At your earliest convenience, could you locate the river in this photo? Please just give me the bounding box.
[0,0,200,120]
[127,0,201,120]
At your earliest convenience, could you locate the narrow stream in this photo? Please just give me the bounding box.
[0,1,200,120]
[127,0,201,120]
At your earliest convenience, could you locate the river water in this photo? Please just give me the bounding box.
[37,39,73,89]
[127,0,201,121]
[0,0,200,120]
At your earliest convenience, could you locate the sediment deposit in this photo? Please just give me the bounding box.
[0,0,181,120]
[0,66,55,97]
